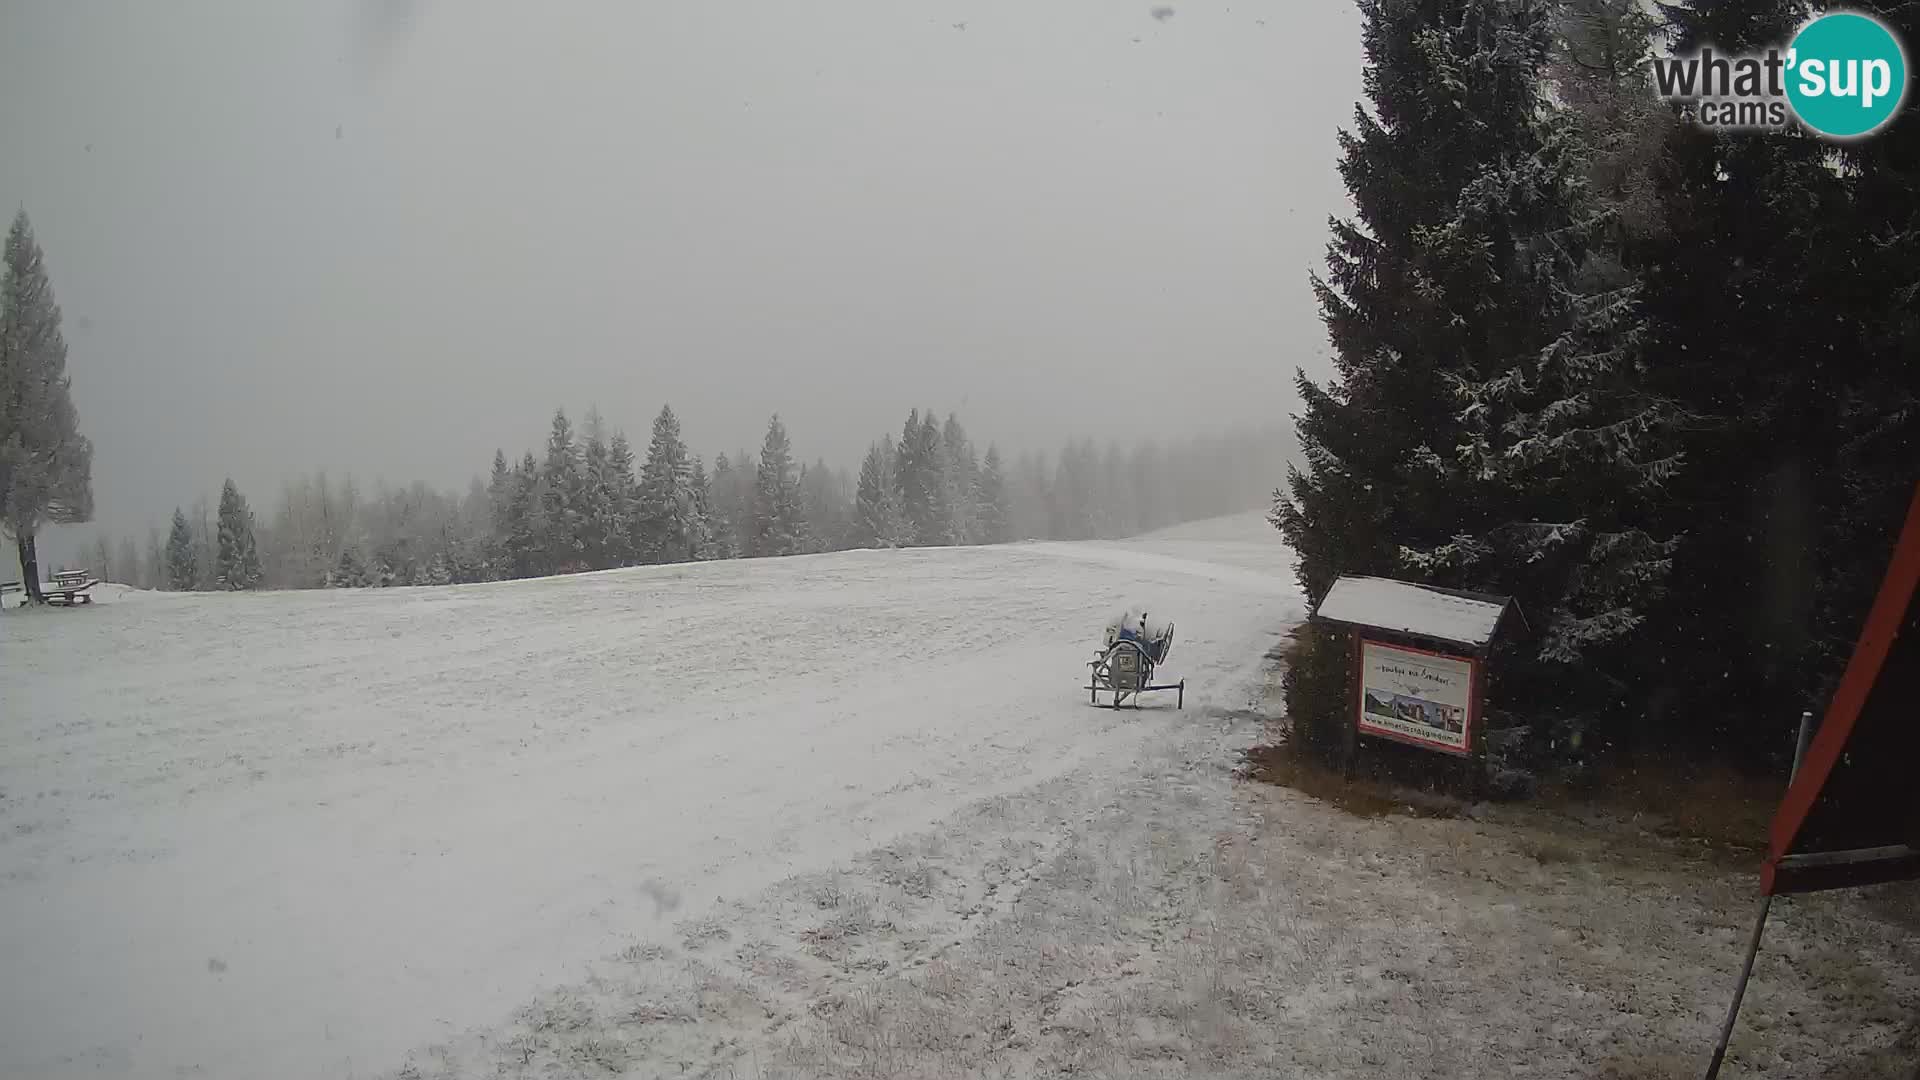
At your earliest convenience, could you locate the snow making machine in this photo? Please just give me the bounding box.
[1088,609,1183,709]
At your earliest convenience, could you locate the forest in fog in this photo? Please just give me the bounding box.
[71,407,1289,593]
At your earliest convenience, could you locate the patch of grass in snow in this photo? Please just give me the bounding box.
[1239,739,1464,820]
[1537,758,1779,854]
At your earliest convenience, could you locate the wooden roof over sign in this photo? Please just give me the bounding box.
[1313,575,1519,650]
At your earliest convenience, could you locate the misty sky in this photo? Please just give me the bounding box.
[0,1,1362,553]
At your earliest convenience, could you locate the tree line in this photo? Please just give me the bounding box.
[83,410,1288,592]
[1277,0,1918,771]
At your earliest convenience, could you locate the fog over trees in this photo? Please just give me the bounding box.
[57,403,1289,592]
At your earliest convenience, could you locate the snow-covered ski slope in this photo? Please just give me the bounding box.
[0,514,1300,1079]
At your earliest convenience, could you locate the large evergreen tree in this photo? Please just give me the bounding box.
[502,452,544,579]
[143,526,165,591]
[854,439,911,548]
[686,454,721,559]
[976,445,1011,544]
[1275,0,1670,754]
[0,211,93,602]
[1622,0,1916,756]
[637,404,704,563]
[941,413,979,544]
[578,413,616,570]
[750,414,807,557]
[165,508,197,591]
[798,458,851,553]
[606,430,639,566]
[708,452,741,560]
[487,449,512,572]
[215,478,263,590]
[540,408,585,572]
[894,409,952,545]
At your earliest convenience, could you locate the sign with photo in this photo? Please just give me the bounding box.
[1357,639,1475,756]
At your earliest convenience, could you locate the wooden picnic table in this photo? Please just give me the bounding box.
[41,570,99,606]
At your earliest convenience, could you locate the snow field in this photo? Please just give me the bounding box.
[0,515,1302,1079]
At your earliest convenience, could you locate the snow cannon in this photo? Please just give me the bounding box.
[1088,608,1184,709]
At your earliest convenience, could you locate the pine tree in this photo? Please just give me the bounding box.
[606,430,638,566]
[329,545,368,588]
[165,509,197,590]
[143,526,165,591]
[503,452,543,578]
[687,455,721,559]
[751,414,807,557]
[854,440,911,548]
[798,458,850,553]
[579,421,615,569]
[942,414,979,544]
[0,211,93,603]
[191,497,216,591]
[215,478,263,589]
[541,408,585,572]
[894,409,952,545]
[637,404,703,563]
[486,449,512,573]
[708,452,738,559]
[1626,0,1897,752]
[976,445,1011,544]
[419,551,452,586]
[1275,0,1677,756]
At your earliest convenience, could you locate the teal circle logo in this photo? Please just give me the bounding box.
[1786,12,1909,138]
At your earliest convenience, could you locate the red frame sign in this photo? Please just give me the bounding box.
[1354,638,1480,757]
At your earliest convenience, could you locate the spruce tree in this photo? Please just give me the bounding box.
[751,414,806,557]
[918,412,953,544]
[1627,0,1900,751]
[894,409,952,545]
[854,440,910,548]
[143,527,165,591]
[1270,0,1687,757]
[215,478,263,590]
[606,430,638,566]
[502,452,544,578]
[579,419,615,570]
[942,414,979,544]
[798,458,850,553]
[487,449,512,571]
[165,509,197,590]
[976,445,1011,544]
[329,545,368,588]
[0,211,93,603]
[890,407,929,541]
[541,409,585,572]
[708,452,739,559]
[686,455,719,559]
[637,404,701,563]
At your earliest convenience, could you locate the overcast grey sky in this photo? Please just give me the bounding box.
[1,0,1361,552]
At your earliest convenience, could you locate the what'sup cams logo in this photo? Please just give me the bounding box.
[1652,10,1909,138]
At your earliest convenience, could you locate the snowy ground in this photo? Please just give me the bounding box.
[6,516,1914,1080]
[0,516,1302,1079]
